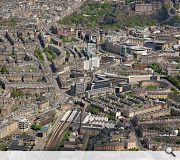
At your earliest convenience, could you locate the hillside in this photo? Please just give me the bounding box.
[59,1,170,29]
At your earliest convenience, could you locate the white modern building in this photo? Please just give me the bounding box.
[87,43,96,56]
[84,56,100,70]
[18,118,29,132]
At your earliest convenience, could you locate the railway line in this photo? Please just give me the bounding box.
[45,109,80,150]
[45,110,72,150]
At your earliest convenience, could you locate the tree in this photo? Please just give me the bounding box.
[128,148,139,151]
[0,66,9,74]
[11,89,24,98]
[167,76,180,89]
[171,88,180,95]
[176,141,180,145]
[43,47,57,62]
[149,63,162,74]
[34,48,44,61]
[163,0,173,10]
[31,124,43,131]
[89,105,100,115]
[0,143,7,151]
[108,112,115,121]
[176,63,180,69]
[59,130,71,148]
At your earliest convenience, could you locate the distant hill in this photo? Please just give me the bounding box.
[59,1,172,29]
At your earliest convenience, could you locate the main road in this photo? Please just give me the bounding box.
[160,77,180,91]
[129,121,146,151]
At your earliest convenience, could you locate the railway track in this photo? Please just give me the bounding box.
[45,110,73,150]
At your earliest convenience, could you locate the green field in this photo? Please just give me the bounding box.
[145,84,158,90]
